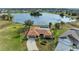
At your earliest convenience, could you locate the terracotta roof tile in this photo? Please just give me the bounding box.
[27,27,52,37]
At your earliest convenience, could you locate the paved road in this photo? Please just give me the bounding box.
[26,38,39,51]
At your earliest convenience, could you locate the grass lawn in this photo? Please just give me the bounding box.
[0,21,27,51]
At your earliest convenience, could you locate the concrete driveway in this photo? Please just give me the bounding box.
[26,38,39,51]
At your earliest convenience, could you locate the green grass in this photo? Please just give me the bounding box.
[0,21,27,51]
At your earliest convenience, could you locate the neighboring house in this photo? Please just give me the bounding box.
[25,26,53,39]
[55,28,79,51]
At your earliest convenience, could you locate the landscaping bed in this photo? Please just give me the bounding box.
[36,38,54,51]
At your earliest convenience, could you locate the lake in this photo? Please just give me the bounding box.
[12,13,76,25]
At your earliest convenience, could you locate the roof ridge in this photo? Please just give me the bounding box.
[68,30,79,41]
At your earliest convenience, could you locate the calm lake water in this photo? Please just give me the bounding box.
[12,13,76,25]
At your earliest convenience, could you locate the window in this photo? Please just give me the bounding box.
[60,37,67,39]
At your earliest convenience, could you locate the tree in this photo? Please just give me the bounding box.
[23,20,33,41]
[76,17,79,19]
[1,10,12,21]
[59,13,64,17]
[30,11,42,16]
[60,21,65,25]
[24,20,33,29]
[1,15,8,20]
[8,11,13,21]
[55,23,60,29]
[1,14,13,21]
[49,22,52,29]
[71,13,77,16]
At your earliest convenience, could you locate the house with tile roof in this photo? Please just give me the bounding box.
[25,26,53,39]
[55,28,79,51]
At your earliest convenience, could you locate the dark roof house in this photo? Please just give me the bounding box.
[59,28,79,41]
[55,28,79,51]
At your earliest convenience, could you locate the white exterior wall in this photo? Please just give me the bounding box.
[55,38,73,51]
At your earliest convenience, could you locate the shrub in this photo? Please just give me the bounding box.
[23,36,28,41]
[13,34,20,38]
[76,17,79,19]
[40,40,47,45]
[59,13,64,17]
[71,13,77,16]
[55,23,60,29]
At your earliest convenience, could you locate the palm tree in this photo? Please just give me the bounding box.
[24,20,33,29]
[49,22,52,29]
[55,23,60,29]
[60,21,65,29]
[60,21,65,25]
[23,20,33,41]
